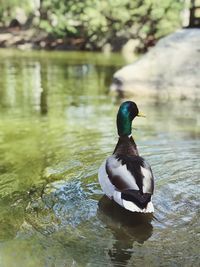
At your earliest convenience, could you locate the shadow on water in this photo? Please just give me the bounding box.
[97,196,153,266]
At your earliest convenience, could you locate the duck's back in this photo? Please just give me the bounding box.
[98,136,154,213]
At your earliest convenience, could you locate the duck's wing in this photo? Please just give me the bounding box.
[106,155,154,193]
[105,154,154,212]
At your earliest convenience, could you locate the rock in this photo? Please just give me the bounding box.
[110,29,200,100]
[0,28,48,49]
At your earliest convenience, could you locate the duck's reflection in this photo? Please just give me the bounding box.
[97,196,153,266]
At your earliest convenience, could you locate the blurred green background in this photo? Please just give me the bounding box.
[0,0,184,52]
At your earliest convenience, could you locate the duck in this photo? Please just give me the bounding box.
[98,101,154,213]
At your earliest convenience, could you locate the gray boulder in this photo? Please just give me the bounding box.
[111,29,200,100]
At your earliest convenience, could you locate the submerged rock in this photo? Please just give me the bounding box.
[111,29,200,100]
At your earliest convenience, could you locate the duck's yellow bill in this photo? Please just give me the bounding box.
[137,112,146,117]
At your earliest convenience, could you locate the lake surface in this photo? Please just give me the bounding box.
[0,49,199,267]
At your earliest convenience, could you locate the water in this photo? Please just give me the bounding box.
[0,49,199,267]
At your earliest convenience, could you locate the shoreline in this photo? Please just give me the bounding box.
[0,27,94,51]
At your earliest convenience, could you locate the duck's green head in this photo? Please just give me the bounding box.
[117,101,143,136]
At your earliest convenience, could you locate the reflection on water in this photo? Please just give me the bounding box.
[0,50,199,267]
[0,51,121,116]
[98,196,153,266]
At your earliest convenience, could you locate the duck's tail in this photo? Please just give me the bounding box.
[122,199,154,213]
[113,189,154,213]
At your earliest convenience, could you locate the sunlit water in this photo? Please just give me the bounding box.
[0,50,199,267]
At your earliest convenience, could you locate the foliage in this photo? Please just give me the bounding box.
[0,0,184,51]
[0,0,32,26]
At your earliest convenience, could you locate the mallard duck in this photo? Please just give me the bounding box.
[98,101,154,213]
